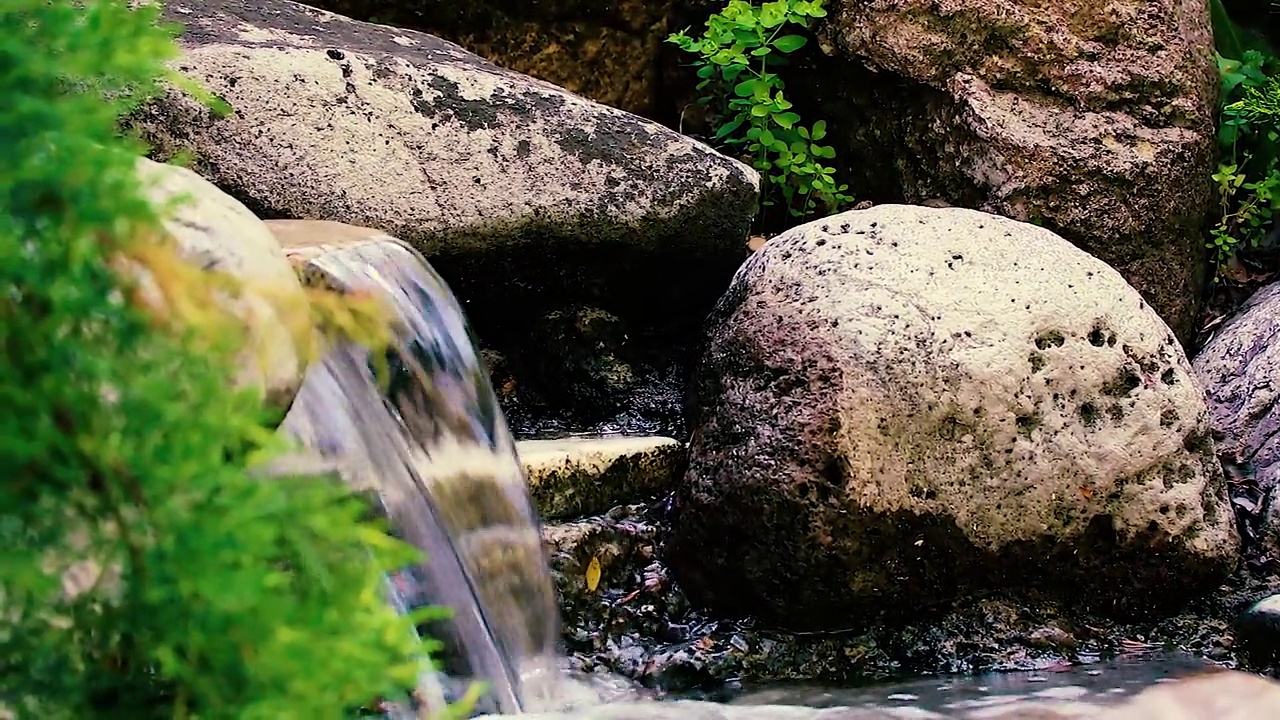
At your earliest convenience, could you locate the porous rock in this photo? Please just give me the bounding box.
[798,0,1217,342]
[134,157,307,410]
[1192,281,1280,554]
[128,0,758,344]
[669,204,1237,632]
[520,436,684,520]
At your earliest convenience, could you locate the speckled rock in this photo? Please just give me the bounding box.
[800,0,1217,342]
[128,0,758,345]
[521,436,683,520]
[669,204,1237,632]
[1192,281,1280,555]
[133,157,308,409]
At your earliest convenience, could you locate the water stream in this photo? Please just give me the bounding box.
[273,236,572,715]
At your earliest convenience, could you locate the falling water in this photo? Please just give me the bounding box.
[268,227,568,715]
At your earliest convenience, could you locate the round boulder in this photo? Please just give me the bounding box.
[668,204,1238,632]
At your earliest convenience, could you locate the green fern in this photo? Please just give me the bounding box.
[0,1,453,717]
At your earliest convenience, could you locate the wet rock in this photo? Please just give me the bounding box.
[670,204,1238,633]
[1192,281,1280,555]
[1235,594,1280,668]
[521,436,684,520]
[133,157,307,410]
[800,0,1216,342]
[128,0,758,370]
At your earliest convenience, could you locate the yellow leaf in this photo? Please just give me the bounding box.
[585,556,602,593]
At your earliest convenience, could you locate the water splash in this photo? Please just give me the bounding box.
[274,234,564,714]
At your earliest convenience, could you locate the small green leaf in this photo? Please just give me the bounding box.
[773,111,801,128]
[773,35,809,53]
[734,78,770,98]
[715,116,747,139]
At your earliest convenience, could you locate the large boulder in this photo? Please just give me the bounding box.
[776,0,1218,343]
[129,0,758,362]
[133,157,308,410]
[1193,281,1280,554]
[668,204,1237,632]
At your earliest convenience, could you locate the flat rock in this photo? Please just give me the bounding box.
[520,436,683,520]
[129,0,758,339]
[669,204,1237,631]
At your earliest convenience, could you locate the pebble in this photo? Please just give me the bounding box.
[1236,594,1280,667]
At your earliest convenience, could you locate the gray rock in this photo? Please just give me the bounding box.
[670,204,1237,632]
[129,0,758,336]
[1192,281,1280,553]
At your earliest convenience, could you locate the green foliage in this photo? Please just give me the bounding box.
[1212,47,1280,268]
[667,0,853,222]
[1,1,458,717]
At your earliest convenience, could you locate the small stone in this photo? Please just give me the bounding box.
[1234,594,1280,667]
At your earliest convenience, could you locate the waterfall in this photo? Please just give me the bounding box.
[271,235,565,715]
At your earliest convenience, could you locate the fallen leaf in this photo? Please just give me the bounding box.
[585,555,602,593]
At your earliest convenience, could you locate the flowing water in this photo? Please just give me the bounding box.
[272,233,578,715]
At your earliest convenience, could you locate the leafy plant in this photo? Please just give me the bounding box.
[1,0,462,717]
[1211,47,1280,269]
[667,0,853,222]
